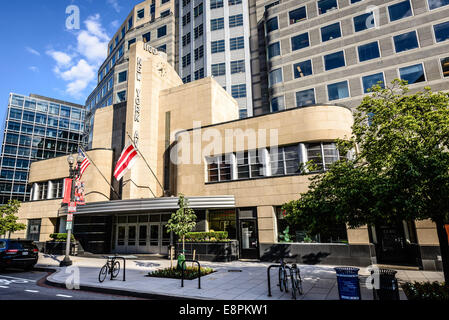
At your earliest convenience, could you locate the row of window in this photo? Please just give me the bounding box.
[211,36,245,53]
[9,95,84,120]
[210,14,243,31]
[0,170,28,182]
[8,108,84,132]
[206,142,343,183]
[0,183,27,195]
[271,60,442,111]
[269,19,449,63]
[4,134,80,152]
[209,0,242,9]
[267,0,448,33]
[7,120,83,137]
[31,179,65,201]
[211,60,246,76]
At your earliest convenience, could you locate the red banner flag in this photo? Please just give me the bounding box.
[62,178,72,204]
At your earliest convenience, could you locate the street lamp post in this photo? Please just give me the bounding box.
[60,154,84,267]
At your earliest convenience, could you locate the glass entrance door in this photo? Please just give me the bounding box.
[137,224,149,253]
[239,220,259,259]
[149,224,160,253]
[126,225,137,253]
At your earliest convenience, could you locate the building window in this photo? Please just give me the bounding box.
[231,84,247,98]
[351,0,363,3]
[236,150,265,179]
[434,21,449,43]
[211,17,224,30]
[128,16,133,29]
[182,53,191,68]
[157,44,167,53]
[324,51,345,71]
[230,37,244,50]
[210,0,224,9]
[208,210,237,239]
[182,33,191,47]
[266,17,278,33]
[362,73,385,93]
[305,142,340,171]
[393,31,419,53]
[271,96,285,112]
[321,22,341,42]
[183,0,191,6]
[291,33,309,51]
[229,0,242,5]
[269,68,283,87]
[358,41,380,62]
[318,0,338,14]
[354,12,375,32]
[207,155,232,182]
[327,81,350,101]
[211,40,225,53]
[212,63,226,76]
[230,60,245,74]
[142,33,150,44]
[194,46,204,60]
[128,38,136,49]
[229,14,243,28]
[183,75,192,83]
[194,3,203,17]
[194,24,203,39]
[195,68,205,80]
[293,60,313,78]
[441,57,449,77]
[117,91,126,103]
[158,26,167,38]
[289,7,306,24]
[399,64,425,84]
[182,13,191,26]
[115,36,119,47]
[118,71,127,83]
[268,42,281,59]
[121,27,126,39]
[137,8,145,20]
[388,0,412,22]
[161,10,170,18]
[428,0,449,9]
[296,89,315,107]
[270,145,302,176]
[118,45,124,58]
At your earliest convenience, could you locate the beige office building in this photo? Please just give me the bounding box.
[13,40,442,270]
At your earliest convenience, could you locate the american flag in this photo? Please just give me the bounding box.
[77,148,91,180]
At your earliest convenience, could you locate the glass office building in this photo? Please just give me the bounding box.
[0,93,85,204]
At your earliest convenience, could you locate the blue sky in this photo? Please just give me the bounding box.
[0,0,138,112]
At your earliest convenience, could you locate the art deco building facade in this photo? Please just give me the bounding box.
[0,94,85,208]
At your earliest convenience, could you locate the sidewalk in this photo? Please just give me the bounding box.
[36,254,444,300]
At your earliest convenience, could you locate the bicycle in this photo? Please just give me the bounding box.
[278,258,289,293]
[98,255,121,283]
[290,263,303,300]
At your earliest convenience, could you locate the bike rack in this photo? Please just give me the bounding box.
[181,260,201,289]
[267,264,280,297]
[104,256,126,281]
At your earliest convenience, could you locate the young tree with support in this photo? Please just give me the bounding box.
[283,80,449,282]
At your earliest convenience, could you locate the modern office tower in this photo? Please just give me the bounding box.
[84,0,177,148]
[179,0,254,118]
[0,93,85,204]
[250,0,449,113]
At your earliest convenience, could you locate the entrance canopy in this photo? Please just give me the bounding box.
[58,196,235,217]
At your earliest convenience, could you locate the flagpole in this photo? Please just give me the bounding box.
[79,145,121,200]
[126,132,165,196]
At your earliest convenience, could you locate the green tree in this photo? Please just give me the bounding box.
[0,200,26,238]
[283,80,449,282]
[166,194,197,254]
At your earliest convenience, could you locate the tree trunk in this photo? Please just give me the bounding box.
[435,219,449,283]
[182,235,185,253]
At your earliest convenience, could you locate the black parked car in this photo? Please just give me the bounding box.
[0,239,39,271]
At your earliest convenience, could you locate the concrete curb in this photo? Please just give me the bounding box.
[43,267,206,300]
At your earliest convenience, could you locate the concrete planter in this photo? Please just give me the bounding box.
[175,241,239,262]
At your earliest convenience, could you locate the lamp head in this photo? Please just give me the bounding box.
[77,154,84,164]
[67,155,75,166]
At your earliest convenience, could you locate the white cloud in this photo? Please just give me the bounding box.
[107,0,121,13]
[47,14,110,98]
[29,66,39,72]
[26,47,41,56]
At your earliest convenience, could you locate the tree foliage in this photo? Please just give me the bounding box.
[166,194,197,251]
[0,200,26,237]
[283,80,449,280]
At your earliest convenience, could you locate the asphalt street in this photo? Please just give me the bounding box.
[0,269,143,300]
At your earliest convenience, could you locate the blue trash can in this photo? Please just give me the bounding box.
[334,267,362,300]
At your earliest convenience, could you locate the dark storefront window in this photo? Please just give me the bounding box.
[27,219,41,241]
[208,209,237,239]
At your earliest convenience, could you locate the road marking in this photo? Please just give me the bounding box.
[25,290,39,293]
[56,294,73,298]
[0,275,33,282]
